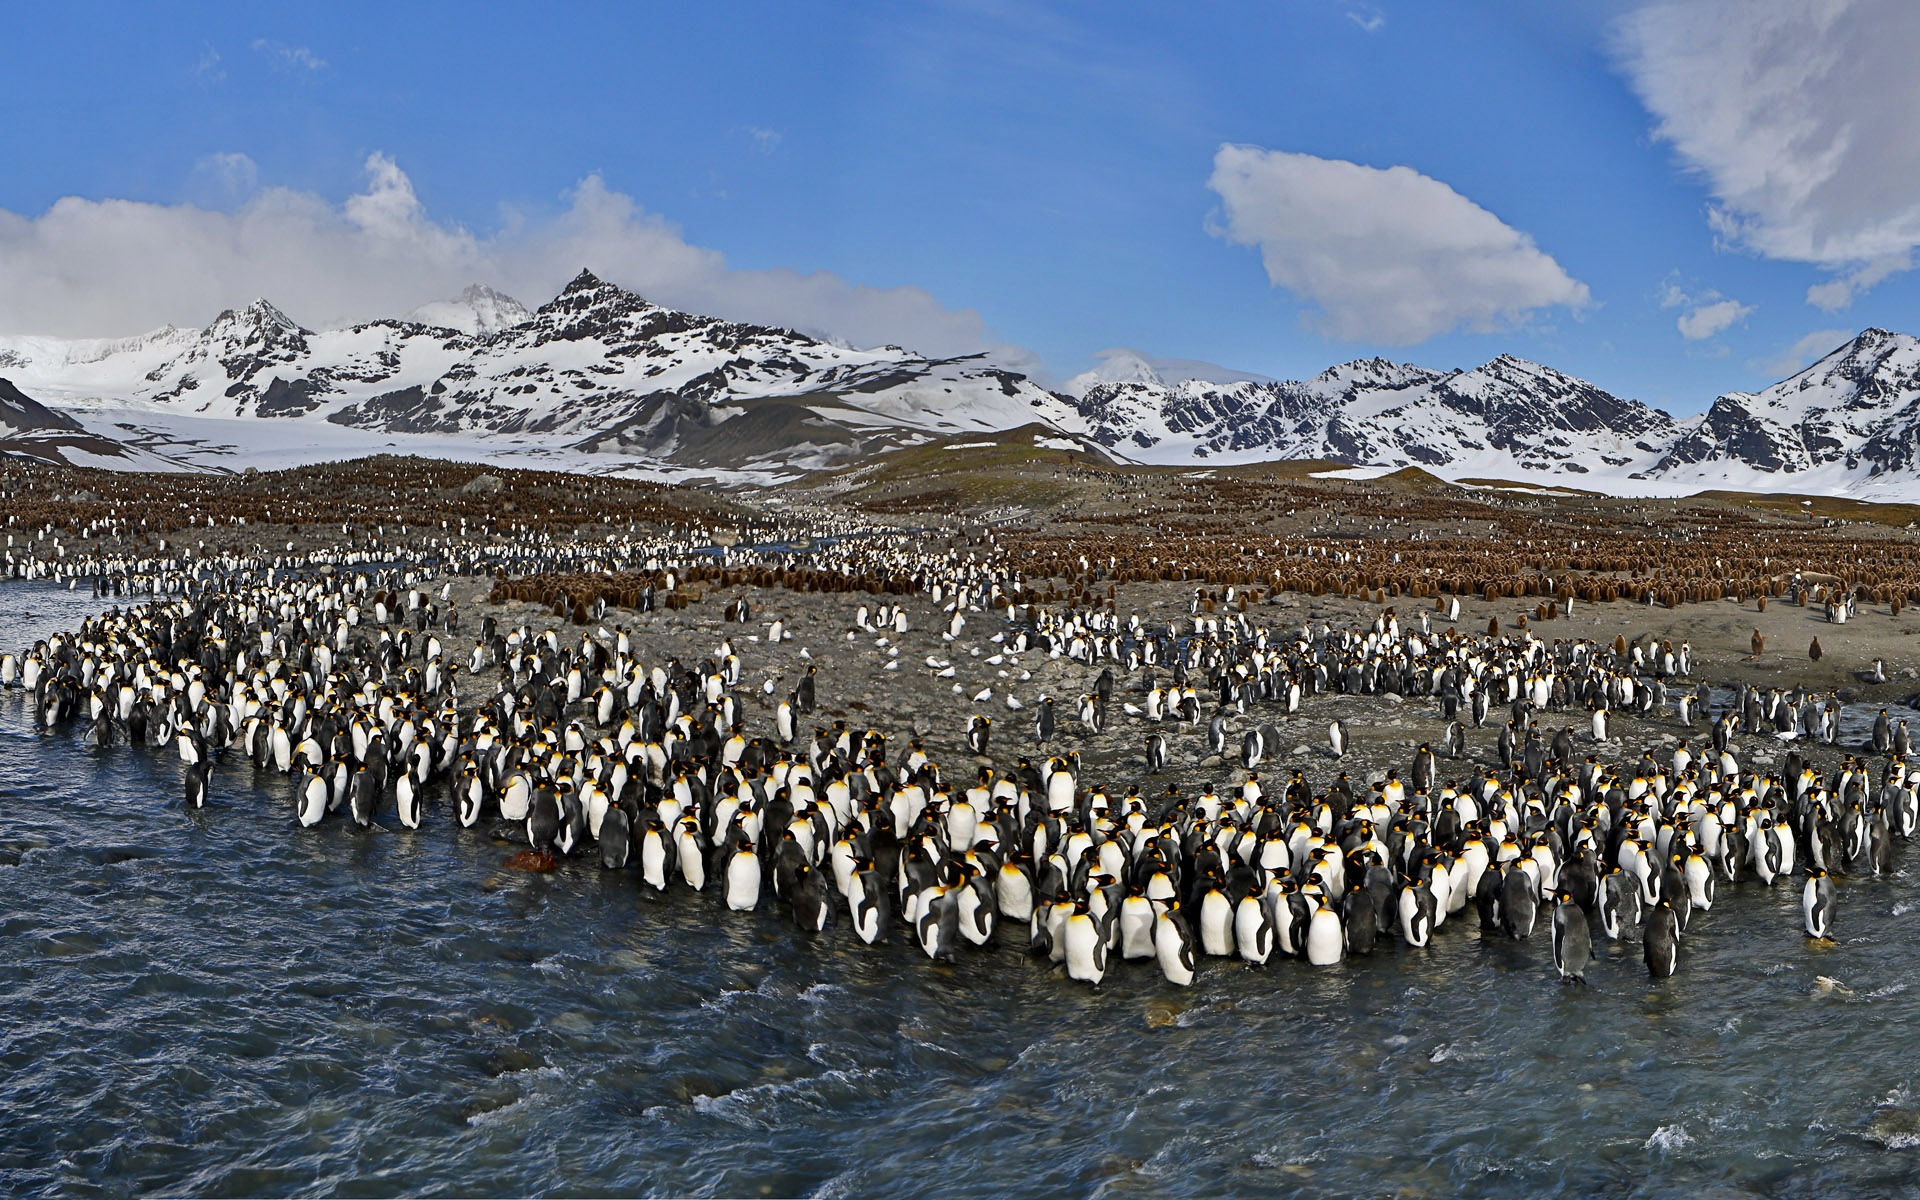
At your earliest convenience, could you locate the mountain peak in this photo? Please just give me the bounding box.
[562,268,610,295]
[204,297,307,341]
[406,284,532,336]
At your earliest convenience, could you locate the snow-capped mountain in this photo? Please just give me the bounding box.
[0,376,196,470]
[1647,329,1920,485]
[0,270,1082,476]
[405,285,533,336]
[1074,353,1677,477]
[8,276,1920,499]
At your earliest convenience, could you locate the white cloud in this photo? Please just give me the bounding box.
[1674,299,1751,341]
[1343,3,1386,33]
[1758,328,1854,377]
[1658,276,1754,340]
[0,154,1027,367]
[1062,347,1277,397]
[1806,251,1910,311]
[1617,0,1920,303]
[1205,144,1590,344]
[251,39,326,72]
[744,126,783,156]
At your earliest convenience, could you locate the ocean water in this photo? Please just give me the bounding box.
[7,581,1920,1198]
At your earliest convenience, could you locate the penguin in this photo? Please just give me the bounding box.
[1117,891,1158,960]
[1305,897,1345,966]
[1328,719,1347,759]
[791,865,831,933]
[349,767,380,829]
[1064,903,1108,985]
[996,859,1036,922]
[724,846,762,912]
[1034,696,1055,745]
[639,818,673,892]
[1550,890,1592,985]
[395,772,422,830]
[848,860,887,944]
[1145,732,1167,775]
[1803,867,1835,941]
[1154,903,1198,987]
[915,884,961,962]
[967,714,991,757]
[183,760,209,810]
[296,770,329,828]
[599,804,631,869]
[1342,885,1378,957]
[1397,877,1434,947]
[1502,868,1538,939]
[1234,886,1275,965]
[1644,898,1680,980]
[1197,885,1237,957]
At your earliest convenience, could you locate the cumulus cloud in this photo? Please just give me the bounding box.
[1617,0,1920,303]
[1758,328,1855,377]
[1658,277,1754,340]
[1205,144,1590,344]
[0,153,1027,366]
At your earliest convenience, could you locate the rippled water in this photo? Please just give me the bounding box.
[8,581,1920,1198]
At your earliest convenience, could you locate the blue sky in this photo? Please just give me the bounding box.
[4,1,1918,414]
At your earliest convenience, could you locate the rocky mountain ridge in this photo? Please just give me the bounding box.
[3,274,1920,495]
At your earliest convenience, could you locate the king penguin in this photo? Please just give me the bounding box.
[1803,866,1835,941]
[1644,898,1680,979]
[1550,890,1593,984]
[1154,902,1198,987]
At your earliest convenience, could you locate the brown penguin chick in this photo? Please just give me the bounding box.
[1751,629,1767,658]
[1810,637,1824,662]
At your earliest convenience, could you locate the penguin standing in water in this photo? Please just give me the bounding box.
[184,760,210,810]
[1234,884,1275,965]
[296,770,329,828]
[847,858,888,945]
[1305,896,1345,966]
[1502,867,1538,939]
[1644,898,1680,979]
[724,844,762,912]
[1803,867,1835,941]
[790,864,831,933]
[395,772,423,831]
[1398,876,1434,947]
[1550,890,1592,984]
[1064,901,1108,985]
[1154,902,1197,987]
[599,804,631,869]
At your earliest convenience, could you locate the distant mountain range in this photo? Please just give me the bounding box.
[5,269,1920,498]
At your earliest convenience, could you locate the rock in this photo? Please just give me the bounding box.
[464,473,504,497]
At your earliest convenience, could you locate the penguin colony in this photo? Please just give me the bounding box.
[6,502,1912,994]
[15,454,1920,616]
